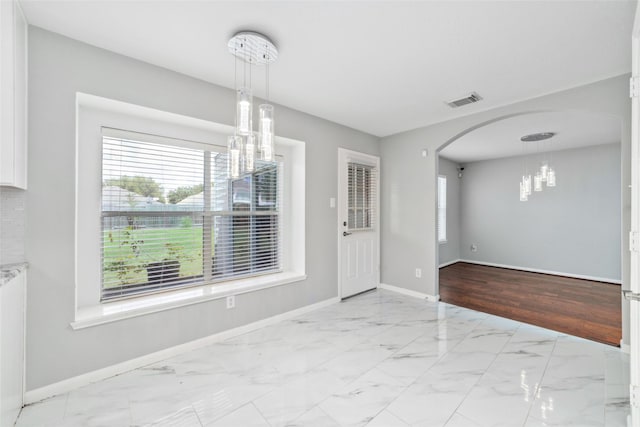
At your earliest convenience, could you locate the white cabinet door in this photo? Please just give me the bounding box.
[0,0,27,189]
[0,271,26,427]
[0,0,16,183]
[12,1,27,189]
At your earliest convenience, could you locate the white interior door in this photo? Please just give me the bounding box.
[338,148,380,299]
[630,5,640,425]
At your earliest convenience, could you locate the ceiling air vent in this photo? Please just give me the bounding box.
[446,92,483,108]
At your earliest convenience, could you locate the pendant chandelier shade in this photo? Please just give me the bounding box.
[533,173,543,192]
[259,104,275,162]
[227,31,278,179]
[236,87,253,136]
[519,132,557,201]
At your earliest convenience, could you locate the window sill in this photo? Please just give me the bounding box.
[71,272,307,330]
[438,240,448,244]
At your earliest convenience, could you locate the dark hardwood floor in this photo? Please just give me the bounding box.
[439,262,622,346]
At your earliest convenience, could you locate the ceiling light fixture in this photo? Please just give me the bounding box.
[519,132,557,201]
[227,31,278,179]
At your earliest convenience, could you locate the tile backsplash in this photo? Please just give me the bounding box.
[0,187,26,265]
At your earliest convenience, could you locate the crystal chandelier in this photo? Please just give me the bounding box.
[227,31,278,179]
[519,132,557,201]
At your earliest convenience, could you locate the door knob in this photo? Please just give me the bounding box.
[343,231,352,237]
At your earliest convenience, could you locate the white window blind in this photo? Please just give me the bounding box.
[101,132,281,300]
[347,162,377,231]
[438,175,447,242]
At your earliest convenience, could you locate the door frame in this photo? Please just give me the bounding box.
[629,3,640,423]
[337,148,381,299]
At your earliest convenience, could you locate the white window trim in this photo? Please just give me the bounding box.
[71,271,306,330]
[74,93,305,329]
[438,174,447,244]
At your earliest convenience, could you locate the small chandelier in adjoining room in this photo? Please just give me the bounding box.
[519,132,557,201]
[227,31,278,179]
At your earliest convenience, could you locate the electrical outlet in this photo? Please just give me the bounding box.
[470,244,478,252]
[226,295,235,309]
[415,268,422,278]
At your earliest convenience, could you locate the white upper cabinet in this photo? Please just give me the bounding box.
[0,0,28,189]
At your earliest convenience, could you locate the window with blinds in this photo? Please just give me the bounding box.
[438,175,447,242]
[101,133,281,301]
[347,162,377,231]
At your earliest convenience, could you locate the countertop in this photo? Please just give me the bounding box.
[0,262,28,287]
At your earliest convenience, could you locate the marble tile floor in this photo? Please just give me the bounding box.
[16,290,631,427]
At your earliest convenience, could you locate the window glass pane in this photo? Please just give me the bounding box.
[347,162,376,231]
[355,166,364,208]
[232,177,251,211]
[254,214,279,270]
[211,158,281,281]
[254,167,278,211]
[356,209,364,229]
[101,135,281,301]
[348,165,355,210]
[103,138,204,210]
[101,215,204,299]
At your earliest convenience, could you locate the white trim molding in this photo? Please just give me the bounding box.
[459,259,622,284]
[379,283,440,302]
[439,259,461,269]
[71,273,307,330]
[74,93,307,323]
[621,339,630,354]
[25,296,339,404]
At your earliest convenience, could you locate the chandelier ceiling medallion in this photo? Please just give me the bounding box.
[227,31,278,179]
[519,132,557,202]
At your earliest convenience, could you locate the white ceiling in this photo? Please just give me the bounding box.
[20,1,636,137]
[438,111,622,163]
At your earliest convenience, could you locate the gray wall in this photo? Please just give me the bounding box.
[437,158,461,266]
[0,188,26,265]
[460,144,621,281]
[380,75,631,343]
[26,28,379,390]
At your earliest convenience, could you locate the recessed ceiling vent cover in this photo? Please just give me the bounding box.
[446,92,483,108]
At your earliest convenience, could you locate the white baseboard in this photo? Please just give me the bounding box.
[620,340,630,354]
[24,296,340,405]
[379,283,440,302]
[439,259,461,268]
[459,259,621,285]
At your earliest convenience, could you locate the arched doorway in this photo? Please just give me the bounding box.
[434,110,623,345]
